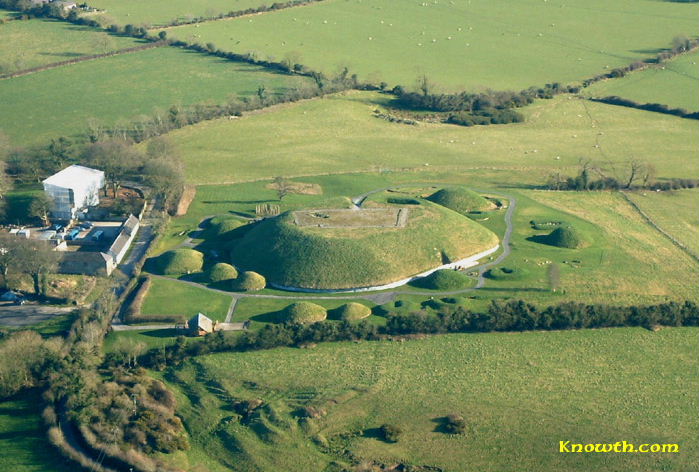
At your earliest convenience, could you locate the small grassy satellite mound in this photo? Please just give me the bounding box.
[427,187,495,214]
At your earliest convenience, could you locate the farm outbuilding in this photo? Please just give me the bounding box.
[42,165,105,221]
[187,313,215,336]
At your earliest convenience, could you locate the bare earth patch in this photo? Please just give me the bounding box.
[264,181,323,195]
[293,207,408,228]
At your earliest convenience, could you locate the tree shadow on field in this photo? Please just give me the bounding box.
[631,47,665,55]
[141,329,180,338]
[202,200,274,205]
[431,417,451,434]
[526,234,553,246]
[361,427,384,440]
[250,310,286,324]
[39,51,83,58]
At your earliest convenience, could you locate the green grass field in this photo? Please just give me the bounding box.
[0,8,18,20]
[87,0,276,27]
[141,277,233,322]
[0,18,141,73]
[3,183,42,225]
[162,328,699,472]
[159,0,699,90]
[481,190,699,304]
[0,390,73,472]
[583,50,699,111]
[626,189,699,257]
[0,46,310,146]
[155,92,699,185]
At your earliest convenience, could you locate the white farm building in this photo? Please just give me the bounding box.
[42,165,105,221]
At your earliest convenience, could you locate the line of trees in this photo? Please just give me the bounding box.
[581,35,699,88]
[546,159,698,192]
[0,41,165,79]
[154,0,326,28]
[127,299,699,370]
[389,80,577,126]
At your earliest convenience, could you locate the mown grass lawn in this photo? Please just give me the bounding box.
[0,390,74,472]
[3,183,42,225]
[157,92,699,185]
[0,8,19,20]
[583,49,699,111]
[163,327,699,472]
[0,18,141,72]
[87,0,273,27]
[159,0,699,90]
[141,276,233,322]
[0,46,310,146]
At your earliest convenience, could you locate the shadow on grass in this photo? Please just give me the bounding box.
[250,310,286,324]
[361,427,383,440]
[526,234,554,246]
[202,200,274,205]
[141,329,180,338]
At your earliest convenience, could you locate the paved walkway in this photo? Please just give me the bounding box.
[0,303,74,327]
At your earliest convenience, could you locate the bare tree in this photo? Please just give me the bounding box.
[418,74,434,97]
[0,232,20,288]
[17,239,60,296]
[624,159,645,189]
[142,158,185,210]
[546,171,565,190]
[29,194,53,226]
[641,163,656,188]
[271,176,293,201]
[82,139,142,198]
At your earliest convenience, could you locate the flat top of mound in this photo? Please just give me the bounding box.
[231,200,498,290]
[428,187,495,213]
[293,207,407,228]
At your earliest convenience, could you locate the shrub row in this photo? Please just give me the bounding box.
[581,36,699,88]
[553,172,699,192]
[589,96,699,120]
[124,276,152,322]
[158,0,326,28]
[0,42,166,79]
[372,110,418,126]
[134,300,699,369]
[447,108,524,126]
[392,83,577,113]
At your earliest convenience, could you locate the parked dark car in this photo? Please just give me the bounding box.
[65,228,81,240]
[79,221,93,230]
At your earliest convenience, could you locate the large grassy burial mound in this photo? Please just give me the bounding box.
[230,201,498,290]
[427,187,495,214]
